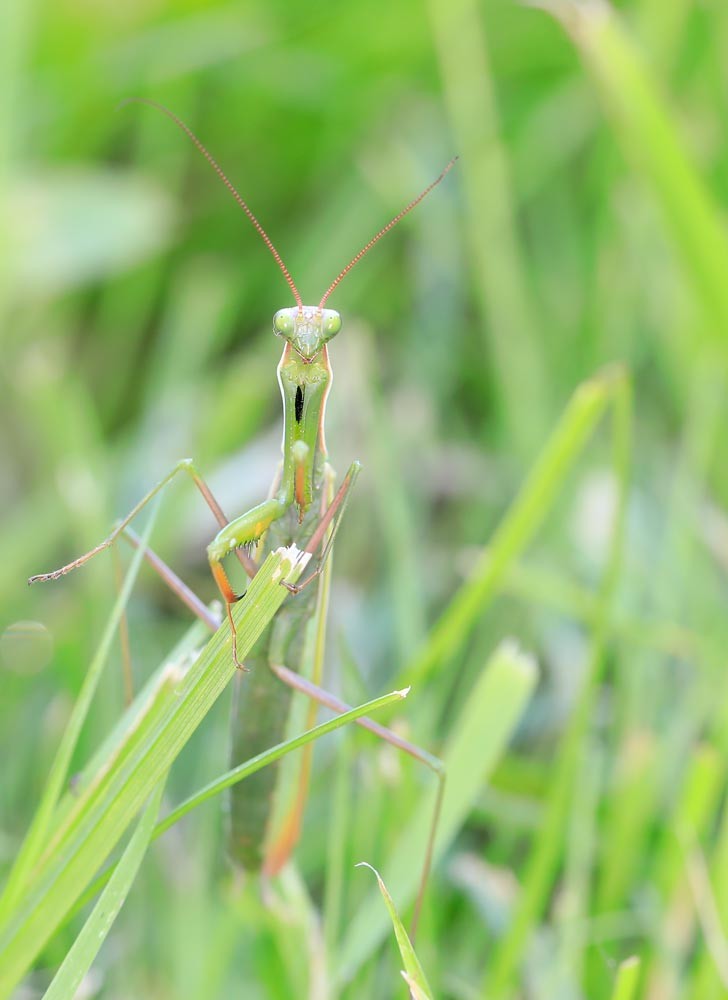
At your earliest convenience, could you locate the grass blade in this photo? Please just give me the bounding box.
[356,862,433,1000]
[403,366,626,689]
[0,500,160,930]
[338,639,538,983]
[69,687,411,916]
[0,544,309,1000]
[42,778,166,1000]
[610,956,641,1000]
[545,0,728,356]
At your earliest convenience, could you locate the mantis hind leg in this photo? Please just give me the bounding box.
[28,456,262,682]
[28,452,288,671]
[121,526,220,631]
[113,525,222,696]
[268,663,444,939]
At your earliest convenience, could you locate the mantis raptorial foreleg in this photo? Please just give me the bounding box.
[92,456,360,660]
[282,461,362,594]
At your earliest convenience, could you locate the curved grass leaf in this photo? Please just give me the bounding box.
[356,862,433,1000]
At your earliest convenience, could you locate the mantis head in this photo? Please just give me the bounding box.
[273,307,342,360]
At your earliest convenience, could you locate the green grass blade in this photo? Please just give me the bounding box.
[484,371,632,997]
[427,0,549,451]
[154,687,409,836]
[0,499,160,931]
[610,956,641,1000]
[688,796,728,1000]
[403,366,625,689]
[547,0,728,355]
[42,778,166,1000]
[33,643,195,886]
[47,619,211,846]
[597,734,659,912]
[356,862,433,1000]
[0,544,309,1000]
[338,639,538,983]
[70,687,410,916]
[645,744,725,996]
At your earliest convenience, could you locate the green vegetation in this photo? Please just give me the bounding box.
[2,0,727,996]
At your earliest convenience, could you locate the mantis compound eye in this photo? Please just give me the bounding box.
[322,311,342,340]
[273,310,295,337]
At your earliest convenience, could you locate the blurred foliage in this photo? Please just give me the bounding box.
[2,0,728,996]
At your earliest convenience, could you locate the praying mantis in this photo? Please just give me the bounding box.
[29,100,455,915]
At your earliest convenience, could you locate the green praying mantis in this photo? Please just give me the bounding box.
[29,100,456,918]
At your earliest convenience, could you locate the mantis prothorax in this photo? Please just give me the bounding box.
[29,99,455,927]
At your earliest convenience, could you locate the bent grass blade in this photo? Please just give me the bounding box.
[356,862,433,1000]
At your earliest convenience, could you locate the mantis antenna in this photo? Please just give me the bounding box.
[120,98,456,312]
[119,97,304,310]
[318,154,458,308]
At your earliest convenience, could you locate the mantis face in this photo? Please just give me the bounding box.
[273,306,342,361]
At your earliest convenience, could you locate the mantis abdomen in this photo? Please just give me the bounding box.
[227,464,331,872]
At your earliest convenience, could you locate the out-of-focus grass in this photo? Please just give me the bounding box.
[2,0,728,997]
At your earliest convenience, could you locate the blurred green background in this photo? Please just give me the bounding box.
[2,0,728,997]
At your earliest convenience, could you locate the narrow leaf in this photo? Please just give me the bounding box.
[0,501,160,930]
[356,862,433,1000]
[338,639,537,981]
[0,544,310,1000]
[43,778,166,1000]
[610,956,641,1000]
